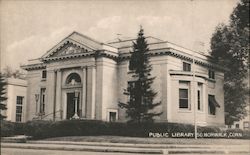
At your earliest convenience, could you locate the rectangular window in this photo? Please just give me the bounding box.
[107,109,118,122]
[197,90,201,110]
[183,62,191,71]
[16,96,23,122]
[208,95,216,115]
[42,70,47,79]
[109,112,117,122]
[197,83,203,111]
[208,70,215,79]
[179,81,190,109]
[235,124,239,129]
[243,122,249,129]
[40,88,46,113]
[179,89,189,108]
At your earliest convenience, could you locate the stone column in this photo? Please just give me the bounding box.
[86,65,96,119]
[81,67,87,118]
[46,69,56,120]
[55,69,62,120]
[191,80,197,111]
[91,66,96,119]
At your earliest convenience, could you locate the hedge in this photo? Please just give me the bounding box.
[1,120,249,139]
[23,120,198,139]
[0,121,25,137]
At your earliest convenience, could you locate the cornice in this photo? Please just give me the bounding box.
[169,70,213,81]
[22,49,225,72]
[118,49,225,71]
[95,50,119,61]
[42,51,95,62]
[21,63,46,71]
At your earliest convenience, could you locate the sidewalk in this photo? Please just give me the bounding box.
[2,142,162,154]
[2,139,250,154]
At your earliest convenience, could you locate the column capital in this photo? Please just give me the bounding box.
[54,68,62,72]
[81,66,87,69]
[87,65,96,69]
[47,69,61,73]
[47,69,55,73]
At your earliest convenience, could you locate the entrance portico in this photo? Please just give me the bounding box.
[55,66,96,120]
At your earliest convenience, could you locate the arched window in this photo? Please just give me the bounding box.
[66,73,81,85]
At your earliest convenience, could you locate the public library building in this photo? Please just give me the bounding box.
[21,31,225,126]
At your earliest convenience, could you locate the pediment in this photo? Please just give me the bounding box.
[49,41,93,57]
[58,43,87,56]
[42,32,103,59]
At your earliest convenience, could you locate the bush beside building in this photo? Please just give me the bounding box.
[1,120,249,139]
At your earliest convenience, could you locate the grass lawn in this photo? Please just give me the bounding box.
[43,136,250,145]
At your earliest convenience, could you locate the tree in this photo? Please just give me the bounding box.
[0,73,7,120]
[2,66,26,79]
[210,0,249,125]
[119,27,162,123]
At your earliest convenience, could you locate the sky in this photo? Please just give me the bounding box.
[0,0,239,70]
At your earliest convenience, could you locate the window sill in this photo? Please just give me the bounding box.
[207,78,216,82]
[41,78,46,81]
[37,112,45,115]
[208,114,216,118]
[178,109,192,113]
[197,110,204,113]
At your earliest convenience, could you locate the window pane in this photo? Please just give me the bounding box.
[40,88,46,113]
[179,99,188,108]
[179,89,188,98]
[179,88,189,109]
[42,70,47,78]
[183,62,191,71]
[243,122,249,128]
[209,70,215,79]
[16,114,22,122]
[208,95,216,115]
[16,106,22,113]
[66,73,81,84]
[197,90,201,110]
[16,96,23,122]
[109,112,116,122]
[16,96,23,105]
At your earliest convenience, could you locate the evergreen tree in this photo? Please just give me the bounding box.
[0,73,7,120]
[119,27,162,123]
[210,0,249,125]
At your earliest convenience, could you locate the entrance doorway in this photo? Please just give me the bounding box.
[66,92,80,119]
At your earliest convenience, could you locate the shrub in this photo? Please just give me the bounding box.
[1,120,247,139]
[13,122,26,135]
[24,120,107,139]
[25,120,56,139]
[23,120,227,139]
[0,121,15,137]
[1,121,26,137]
[198,126,221,133]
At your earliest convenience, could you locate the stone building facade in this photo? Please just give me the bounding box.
[22,31,225,126]
[3,78,27,122]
